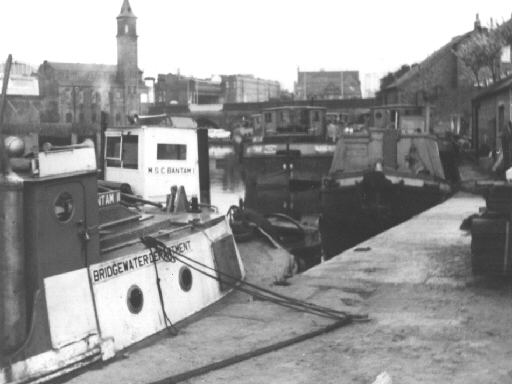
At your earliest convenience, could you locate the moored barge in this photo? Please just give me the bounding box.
[241,106,336,216]
[0,115,244,384]
[320,105,452,257]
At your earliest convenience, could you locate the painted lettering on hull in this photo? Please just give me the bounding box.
[147,167,194,175]
[91,240,192,284]
[98,190,121,208]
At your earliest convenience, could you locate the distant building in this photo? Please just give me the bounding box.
[221,75,280,103]
[0,61,39,96]
[0,61,41,149]
[294,70,362,100]
[155,73,223,105]
[155,73,281,105]
[37,0,147,141]
[362,73,382,98]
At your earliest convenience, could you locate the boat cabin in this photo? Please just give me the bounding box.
[252,106,327,139]
[371,104,427,134]
[104,115,206,203]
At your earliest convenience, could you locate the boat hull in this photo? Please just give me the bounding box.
[1,217,243,384]
[320,171,449,258]
[242,154,333,188]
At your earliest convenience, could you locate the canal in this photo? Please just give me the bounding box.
[209,148,326,272]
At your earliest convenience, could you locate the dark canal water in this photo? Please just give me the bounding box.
[209,149,322,219]
[209,148,326,272]
[209,150,246,214]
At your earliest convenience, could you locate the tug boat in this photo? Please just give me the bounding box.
[0,115,244,384]
[241,106,336,216]
[320,105,452,258]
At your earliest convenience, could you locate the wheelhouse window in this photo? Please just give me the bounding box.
[106,136,121,167]
[105,135,139,168]
[157,144,187,160]
[122,135,138,169]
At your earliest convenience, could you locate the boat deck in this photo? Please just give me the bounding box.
[99,205,225,255]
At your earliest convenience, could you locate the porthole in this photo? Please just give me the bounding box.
[179,267,193,292]
[53,192,74,222]
[127,285,144,314]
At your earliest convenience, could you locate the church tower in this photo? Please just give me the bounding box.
[116,0,139,120]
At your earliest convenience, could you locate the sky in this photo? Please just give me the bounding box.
[2,0,512,92]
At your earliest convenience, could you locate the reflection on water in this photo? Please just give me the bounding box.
[209,144,321,219]
[209,145,325,272]
[209,149,245,214]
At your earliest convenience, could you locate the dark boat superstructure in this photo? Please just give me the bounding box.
[242,106,336,216]
[320,105,452,257]
[0,116,244,384]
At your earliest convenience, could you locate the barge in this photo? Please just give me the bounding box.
[241,106,335,217]
[320,105,452,257]
[0,115,244,383]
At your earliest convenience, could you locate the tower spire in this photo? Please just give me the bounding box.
[116,0,139,124]
[118,0,136,18]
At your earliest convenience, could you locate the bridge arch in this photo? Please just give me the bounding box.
[194,117,220,129]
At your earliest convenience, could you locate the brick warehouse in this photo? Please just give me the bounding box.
[378,16,512,136]
[294,70,362,100]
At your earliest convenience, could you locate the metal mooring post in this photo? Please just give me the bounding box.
[0,54,27,353]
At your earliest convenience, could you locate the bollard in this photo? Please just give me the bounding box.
[0,173,26,353]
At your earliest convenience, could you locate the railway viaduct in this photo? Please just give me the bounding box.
[149,98,377,131]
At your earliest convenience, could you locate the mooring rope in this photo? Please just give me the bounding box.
[140,236,368,321]
[138,235,368,384]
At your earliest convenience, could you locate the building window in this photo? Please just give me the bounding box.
[92,113,97,123]
[65,112,73,123]
[115,113,122,124]
[79,113,85,124]
[157,144,187,160]
[264,113,272,123]
[125,24,129,34]
[313,111,320,122]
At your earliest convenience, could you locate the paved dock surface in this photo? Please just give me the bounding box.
[63,192,512,384]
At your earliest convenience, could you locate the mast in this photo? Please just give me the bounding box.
[0,54,12,174]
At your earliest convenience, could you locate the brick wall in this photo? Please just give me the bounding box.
[475,88,512,155]
[382,48,478,134]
